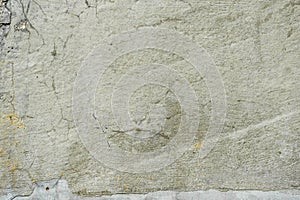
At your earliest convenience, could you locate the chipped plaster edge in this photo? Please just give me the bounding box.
[0,180,299,200]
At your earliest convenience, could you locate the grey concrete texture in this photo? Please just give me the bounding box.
[0,0,299,198]
[1,180,300,200]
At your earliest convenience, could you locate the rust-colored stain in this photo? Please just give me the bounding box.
[6,160,10,165]
[1,113,25,128]
[10,163,17,173]
[193,142,202,149]
[149,175,154,181]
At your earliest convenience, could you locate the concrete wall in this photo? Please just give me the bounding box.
[0,0,299,199]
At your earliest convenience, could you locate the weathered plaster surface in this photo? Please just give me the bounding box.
[1,180,300,200]
[0,0,299,198]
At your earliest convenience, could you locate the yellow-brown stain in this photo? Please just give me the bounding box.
[60,172,64,177]
[10,163,17,172]
[1,113,25,128]
[5,159,17,173]
[193,142,202,149]
[149,175,154,181]
[123,184,128,191]
[77,188,88,195]
[0,112,26,180]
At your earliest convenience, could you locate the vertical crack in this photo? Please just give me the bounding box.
[0,0,12,56]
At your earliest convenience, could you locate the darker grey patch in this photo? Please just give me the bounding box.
[0,0,11,55]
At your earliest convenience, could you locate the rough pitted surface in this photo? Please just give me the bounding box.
[0,0,299,198]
